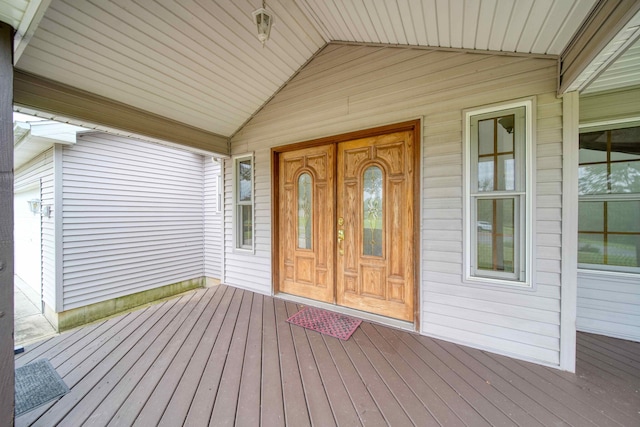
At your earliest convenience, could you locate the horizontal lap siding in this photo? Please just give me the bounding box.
[15,149,55,309]
[423,91,562,366]
[61,134,205,310]
[577,271,640,341]
[204,158,221,279]
[229,45,562,365]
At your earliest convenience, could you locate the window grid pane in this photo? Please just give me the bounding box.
[578,200,640,268]
[240,205,253,247]
[476,198,515,274]
[579,126,640,195]
[578,126,640,271]
[237,159,252,202]
[477,115,516,192]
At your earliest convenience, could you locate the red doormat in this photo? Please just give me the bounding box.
[286,306,362,340]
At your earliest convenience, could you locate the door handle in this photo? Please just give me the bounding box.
[337,229,344,255]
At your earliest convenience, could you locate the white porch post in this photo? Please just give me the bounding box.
[560,91,579,372]
[0,21,15,424]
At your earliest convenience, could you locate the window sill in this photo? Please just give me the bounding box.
[578,267,639,278]
[464,275,533,290]
[233,247,255,255]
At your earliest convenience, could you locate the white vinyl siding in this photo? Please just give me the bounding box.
[577,270,640,341]
[204,158,222,279]
[14,148,55,309]
[61,133,205,310]
[227,44,563,366]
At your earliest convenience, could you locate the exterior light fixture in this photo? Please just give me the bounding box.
[252,2,273,47]
[27,199,41,215]
[27,199,50,217]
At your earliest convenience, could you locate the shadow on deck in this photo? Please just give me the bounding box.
[14,284,640,426]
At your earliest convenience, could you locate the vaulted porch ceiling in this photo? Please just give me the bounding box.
[2,0,639,150]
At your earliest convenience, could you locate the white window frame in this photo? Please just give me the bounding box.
[216,172,223,214]
[577,119,640,275]
[233,153,255,252]
[463,99,534,287]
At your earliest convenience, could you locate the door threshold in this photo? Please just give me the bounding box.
[276,292,416,333]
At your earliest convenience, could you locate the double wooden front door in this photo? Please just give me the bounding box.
[277,130,415,322]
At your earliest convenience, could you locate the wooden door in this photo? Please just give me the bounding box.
[336,131,415,321]
[278,145,335,303]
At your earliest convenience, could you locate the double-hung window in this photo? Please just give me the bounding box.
[234,154,254,251]
[578,125,640,273]
[465,101,532,285]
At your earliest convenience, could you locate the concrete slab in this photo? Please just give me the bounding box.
[14,314,57,346]
[14,291,39,319]
[14,275,57,346]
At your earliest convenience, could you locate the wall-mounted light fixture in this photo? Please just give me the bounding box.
[252,1,273,47]
[27,199,51,217]
[27,199,41,215]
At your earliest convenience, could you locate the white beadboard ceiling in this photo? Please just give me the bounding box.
[3,0,639,138]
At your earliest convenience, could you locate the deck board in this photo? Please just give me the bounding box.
[441,338,559,426]
[350,326,438,425]
[360,323,460,426]
[305,324,362,426]
[17,297,180,427]
[579,337,640,376]
[376,325,485,426]
[376,326,536,426]
[107,284,227,426]
[182,288,244,426]
[285,301,336,426]
[274,299,311,426]
[88,288,217,425]
[235,293,264,426]
[260,296,285,427]
[321,331,387,426]
[339,329,414,425]
[410,333,511,426]
[210,290,254,426]
[34,291,198,426]
[14,285,640,426]
[484,356,612,426]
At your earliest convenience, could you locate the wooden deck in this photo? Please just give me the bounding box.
[15,284,640,426]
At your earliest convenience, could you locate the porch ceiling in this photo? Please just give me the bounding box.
[3,0,639,142]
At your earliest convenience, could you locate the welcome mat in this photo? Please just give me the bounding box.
[15,358,69,416]
[287,306,362,340]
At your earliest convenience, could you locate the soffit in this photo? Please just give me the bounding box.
[7,0,599,138]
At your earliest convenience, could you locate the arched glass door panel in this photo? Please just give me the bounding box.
[363,166,383,257]
[297,173,312,249]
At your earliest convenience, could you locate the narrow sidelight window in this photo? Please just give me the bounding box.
[234,155,254,251]
[465,101,532,285]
